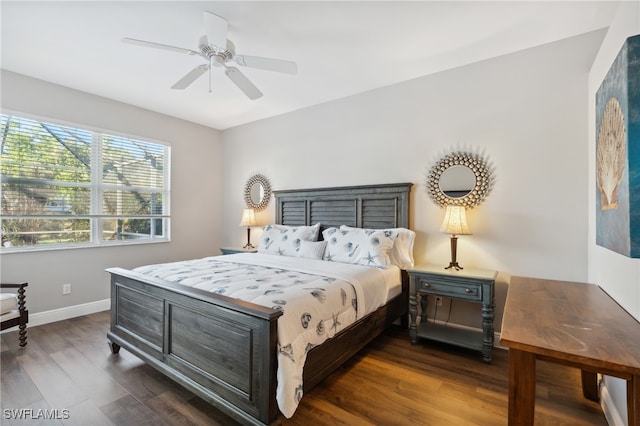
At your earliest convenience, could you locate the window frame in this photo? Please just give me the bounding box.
[0,110,171,252]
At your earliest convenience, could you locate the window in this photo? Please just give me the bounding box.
[0,113,170,250]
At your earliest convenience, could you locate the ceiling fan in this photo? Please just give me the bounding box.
[123,11,297,100]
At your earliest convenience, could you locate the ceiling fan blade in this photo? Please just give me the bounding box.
[204,11,228,49]
[235,55,297,75]
[225,67,263,100]
[122,37,199,55]
[171,65,209,90]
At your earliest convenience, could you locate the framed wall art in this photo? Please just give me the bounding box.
[595,34,640,257]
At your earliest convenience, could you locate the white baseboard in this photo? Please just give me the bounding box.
[13,299,110,329]
[601,381,626,426]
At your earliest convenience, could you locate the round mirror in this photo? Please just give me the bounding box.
[439,165,476,198]
[244,174,272,211]
[426,151,494,208]
[250,182,265,205]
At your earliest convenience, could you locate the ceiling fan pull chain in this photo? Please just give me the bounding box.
[209,57,213,93]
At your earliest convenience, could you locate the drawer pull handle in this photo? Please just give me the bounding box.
[465,288,472,293]
[424,283,430,288]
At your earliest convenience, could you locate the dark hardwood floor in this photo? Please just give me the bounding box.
[1,311,607,425]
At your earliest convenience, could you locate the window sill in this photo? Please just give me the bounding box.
[0,238,170,254]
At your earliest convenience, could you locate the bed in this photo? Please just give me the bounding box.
[106,182,413,425]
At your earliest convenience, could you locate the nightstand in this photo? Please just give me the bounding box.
[408,264,497,363]
[220,247,258,255]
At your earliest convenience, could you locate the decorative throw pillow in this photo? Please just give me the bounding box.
[271,223,321,241]
[258,224,320,256]
[296,240,327,260]
[340,225,415,269]
[322,227,396,267]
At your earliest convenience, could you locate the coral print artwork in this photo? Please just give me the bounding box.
[595,34,640,258]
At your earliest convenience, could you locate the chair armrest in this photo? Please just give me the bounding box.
[0,283,28,289]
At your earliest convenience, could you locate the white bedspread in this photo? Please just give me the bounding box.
[134,252,401,418]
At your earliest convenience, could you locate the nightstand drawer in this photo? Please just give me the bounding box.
[416,277,481,301]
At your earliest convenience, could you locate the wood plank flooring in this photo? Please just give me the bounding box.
[1,311,607,425]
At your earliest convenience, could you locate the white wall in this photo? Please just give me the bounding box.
[0,70,223,315]
[222,30,606,330]
[588,2,640,424]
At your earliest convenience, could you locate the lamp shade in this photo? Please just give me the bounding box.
[440,205,471,235]
[239,208,257,227]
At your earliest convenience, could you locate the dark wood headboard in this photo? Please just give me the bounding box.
[274,183,412,231]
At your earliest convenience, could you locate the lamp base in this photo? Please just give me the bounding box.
[243,227,254,250]
[445,234,464,271]
[445,261,463,271]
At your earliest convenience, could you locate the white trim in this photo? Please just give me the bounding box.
[31,298,110,327]
[1,238,170,254]
[0,299,111,331]
[0,111,172,253]
[601,381,625,426]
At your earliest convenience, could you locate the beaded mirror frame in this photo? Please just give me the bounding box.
[426,151,494,209]
[244,174,272,211]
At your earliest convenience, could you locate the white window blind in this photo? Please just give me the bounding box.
[0,113,170,249]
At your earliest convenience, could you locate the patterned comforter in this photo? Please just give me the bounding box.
[133,252,400,418]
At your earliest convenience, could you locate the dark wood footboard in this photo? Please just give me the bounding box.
[107,267,283,426]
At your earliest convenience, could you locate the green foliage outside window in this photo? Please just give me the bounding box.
[0,114,170,249]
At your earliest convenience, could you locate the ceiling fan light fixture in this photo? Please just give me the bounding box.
[123,11,296,100]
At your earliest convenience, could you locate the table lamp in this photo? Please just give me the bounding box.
[239,208,257,249]
[440,205,471,270]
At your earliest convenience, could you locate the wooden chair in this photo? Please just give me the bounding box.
[1,283,28,347]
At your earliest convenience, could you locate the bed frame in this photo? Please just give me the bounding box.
[106,182,412,425]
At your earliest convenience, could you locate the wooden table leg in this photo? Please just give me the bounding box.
[581,370,599,401]
[508,349,536,426]
[629,375,639,426]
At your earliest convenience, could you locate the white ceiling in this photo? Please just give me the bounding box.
[1,1,619,130]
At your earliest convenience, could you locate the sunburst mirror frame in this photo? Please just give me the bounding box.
[426,151,494,209]
[244,174,272,211]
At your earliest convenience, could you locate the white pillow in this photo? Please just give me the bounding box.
[322,227,396,268]
[258,224,320,256]
[297,240,327,260]
[271,223,321,241]
[341,225,415,269]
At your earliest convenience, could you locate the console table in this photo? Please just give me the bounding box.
[500,276,640,425]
